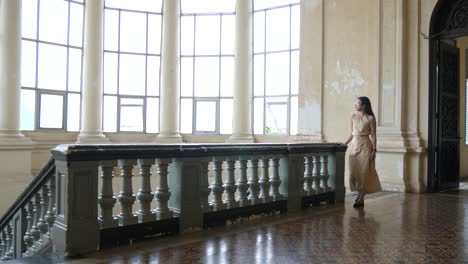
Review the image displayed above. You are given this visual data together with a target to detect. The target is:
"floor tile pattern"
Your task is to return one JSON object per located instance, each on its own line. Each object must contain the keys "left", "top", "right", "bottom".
{"left": 6, "top": 191, "right": 468, "bottom": 264}
{"left": 92, "top": 192, "right": 468, "bottom": 264}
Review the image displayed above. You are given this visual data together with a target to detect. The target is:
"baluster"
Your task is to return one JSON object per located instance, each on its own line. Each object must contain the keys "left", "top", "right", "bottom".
{"left": 248, "top": 158, "right": 261, "bottom": 204}
{"left": 236, "top": 158, "right": 249, "bottom": 206}
{"left": 210, "top": 158, "right": 225, "bottom": 211}
{"left": 270, "top": 157, "right": 283, "bottom": 201}
{"left": 0, "top": 231, "right": 3, "bottom": 259}
{"left": 137, "top": 159, "right": 156, "bottom": 223}
{"left": 199, "top": 160, "right": 212, "bottom": 212}
{"left": 30, "top": 194, "right": 41, "bottom": 244}
{"left": 118, "top": 160, "right": 138, "bottom": 225}
{"left": 98, "top": 161, "right": 118, "bottom": 228}
{"left": 320, "top": 155, "right": 330, "bottom": 192}
{"left": 223, "top": 158, "right": 237, "bottom": 209}
{"left": 3, "top": 225, "right": 12, "bottom": 260}
{"left": 37, "top": 185, "right": 49, "bottom": 242}
{"left": 23, "top": 201, "right": 34, "bottom": 254}
{"left": 312, "top": 155, "right": 322, "bottom": 194}
{"left": 304, "top": 156, "right": 313, "bottom": 195}
{"left": 155, "top": 159, "right": 173, "bottom": 220}
{"left": 45, "top": 174, "right": 56, "bottom": 237}
{"left": 259, "top": 158, "right": 272, "bottom": 203}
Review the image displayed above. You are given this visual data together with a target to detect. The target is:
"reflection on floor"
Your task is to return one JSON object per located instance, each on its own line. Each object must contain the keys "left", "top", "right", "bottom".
{"left": 7, "top": 190, "right": 468, "bottom": 264}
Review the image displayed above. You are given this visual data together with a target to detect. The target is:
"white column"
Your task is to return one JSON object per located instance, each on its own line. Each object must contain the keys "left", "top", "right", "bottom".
{"left": 0, "top": 0, "right": 30, "bottom": 143}
{"left": 77, "top": 0, "right": 108, "bottom": 143}
{"left": 227, "top": 0, "right": 255, "bottom": 143}
{"left": 156, "top": 0, "right": 183, "bottom": 143}
{"left": 296, "top": 0, "right": 324, "bottom": 142}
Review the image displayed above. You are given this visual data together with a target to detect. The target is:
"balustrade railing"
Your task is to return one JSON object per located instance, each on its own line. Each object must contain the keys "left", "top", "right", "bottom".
{"left": 0, "top": 143, "right": 346, "bottom": 261}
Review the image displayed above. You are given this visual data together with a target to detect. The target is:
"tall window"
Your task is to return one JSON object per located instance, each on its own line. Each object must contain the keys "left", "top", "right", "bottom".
{"left": 180, "top": 0, "right": 235, "bottom": 134}
{"left": 253, "top": 0, "right": 300, "bottom": 135}
{"left": 20, "top": 0, "right": 84, "bottom": 131}
{"left": 103, "top": 0, "right": 162, "bottom": 133}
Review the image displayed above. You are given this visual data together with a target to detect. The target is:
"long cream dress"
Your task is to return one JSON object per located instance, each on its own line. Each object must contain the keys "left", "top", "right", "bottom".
{"left": 349, "top": 112, "right": 382, "bottom": 194}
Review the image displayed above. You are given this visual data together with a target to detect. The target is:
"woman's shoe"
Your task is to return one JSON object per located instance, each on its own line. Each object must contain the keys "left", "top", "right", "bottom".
{"left": 353, "top": 202, "right": 364, "bottom": 208}
{"left": 354, "top": 193, "right": 361, "bottom": 203}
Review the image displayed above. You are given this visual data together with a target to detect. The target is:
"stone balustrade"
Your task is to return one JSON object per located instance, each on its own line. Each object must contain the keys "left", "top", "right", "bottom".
{"left": 0, "top": 143, "right": 346, "bottom": 260}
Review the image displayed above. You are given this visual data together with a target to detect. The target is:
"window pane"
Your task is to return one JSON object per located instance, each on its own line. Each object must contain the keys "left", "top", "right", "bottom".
{"left": 21, "top": 40, "right": 36, "bottom": 88}
{"left": 266, "top": 7, "right": 290, "bottom": 52}
{"left": 220, "top": 99, "right": 232, "bottom": 134}
{"left": 254, "top": 54, "right": 265, "bottom": 96}
{"left": 180, "top": 99, "right": 193, "bottom": 133}
{"left": 120, "top": 98, "right": 144, "bottom": 132}
{"left": 20, "top": 89, "right": 35, "bottom": 131}
{"left": 120, "top": 12, "right": 147, "bottom": 53}
{"left": 291, "top": 51, "right": 299, "bottom": 95}
{"left": 195, "top": 16, "right": 220, "bottom": 55}
{"left": 181, "top": 16, "right": 194, "bottom": 56}
{"left": 181, "top": 57, "right": 194, "bottom": 97}
{"left": 221, "top": 15, "right": 235, "bottom": 55}
{"left": 146, "top": 97, "right": 159, "bottom": 133}
{"left": 22, "top": 0, "right": 38, "bottom": 39}
{"left": 254, "top": 0, "right": 299, "bottom": 10}
{"left": 39, "top": 0, "right": 68, "bottom": 44}
{"left": 68, "top": 48, "right": 82, "bottom": 92}
{"left": 37, "top": 43, "right": 67, "bottom": 90}
{"left": 104, "top": 9, "right": 119, "bottom": 51}
{"left": 119, "top": 54, "right": 146, "bottom": 95}
{"left": 147, "top": 56, "right": 160, "bottom": 96}
{"left": 220, "top": 57, "right": 234, "bottom": 97}
{"left": 120, "top": 105, "right": 143, "bottom": 132}
{"left": 40, "top": 94, "right": 63, "bottom": 129}
{"left": 265, "top": 99, "right": 287, "bottom": 134}
{"left": 103, "top": 95, "right": 117, "bottom": 132}
{"left": 181, "top": 0, "right": 235, "bottom": 13}
{"left": 254, "top": 98, "right": 264, "bottom": 134}
{"left": 69, "top": 3, "right": 84, "bottom": 47}
{"left": 104, "top": 52, "right": 118, "bottom": 94}
{"left": 148, "top": 14, "right": 162, "bottom": 54}
{"left": 290, "top": 96, "right": 298, "bottom": 135}
{"left": 105, "top": 0, "right": 162, "bottom": 13}
{"left": 291, "top": 5, "right": 300, "bottom": 50}
{"left": 195, "top": 101, "right": 216, "bottom": 132}
{"left": 265, "top": 52, "right": 289, "bottom": 95}
{"left": 254, "top": 11, "right": 265, "bottom": 53}
{"left": 67, "top": 93, "right": 81, "bottom": 131}
{"left": 194, "top": 57, "right": 219, "bottom": 97}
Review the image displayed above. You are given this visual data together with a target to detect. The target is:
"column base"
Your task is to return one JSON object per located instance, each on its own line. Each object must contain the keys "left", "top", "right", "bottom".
{"left": 226, "top": 134, "right": 255, "bottom": 143}
{"left": 0, "top": 130, "right": 33, "bottom": 145}
{"left": 155, "top": 132, "right": 184, "bottom": 143}
{"left": 76, "top": 132, "right": 110, "bottom": 143}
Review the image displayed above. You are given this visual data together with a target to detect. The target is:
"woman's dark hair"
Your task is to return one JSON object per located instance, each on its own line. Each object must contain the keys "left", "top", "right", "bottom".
{"left": 357, "top": 96, "right": 375, "bottom": 116}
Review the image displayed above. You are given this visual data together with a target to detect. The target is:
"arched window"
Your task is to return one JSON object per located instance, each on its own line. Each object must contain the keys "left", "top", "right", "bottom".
{"left": 20, "top": 0, "right": 84, "bottom": 131}
{"left": 180, "top": 0, "right": 235, "bottom": 135}
{"left": 102, "top": 0, "right": 162, "bottom": 133}
{"left": 253, "top": 0, "right": 300, "bottom": 135}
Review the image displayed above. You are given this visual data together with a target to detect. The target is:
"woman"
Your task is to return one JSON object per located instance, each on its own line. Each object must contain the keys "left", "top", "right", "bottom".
{"left": 340, "top": 96, "right": 382, "bottom": 208}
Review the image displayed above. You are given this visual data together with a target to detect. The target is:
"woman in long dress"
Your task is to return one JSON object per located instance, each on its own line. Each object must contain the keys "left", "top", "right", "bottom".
{"left": 340, "top": 96, "right": 382, "bottom": 208}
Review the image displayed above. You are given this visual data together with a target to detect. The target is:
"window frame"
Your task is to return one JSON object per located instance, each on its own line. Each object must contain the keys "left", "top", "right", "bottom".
{"left": 20, "top": 0, "right": 85, "bottom": 132}
{"left": 252, "top": 2, "right": 300, "bottom": 136}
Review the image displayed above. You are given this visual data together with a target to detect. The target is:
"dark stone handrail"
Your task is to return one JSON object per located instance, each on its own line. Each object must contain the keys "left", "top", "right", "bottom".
{"left": 52, "top": 143, "right": 347, "bottom": 161}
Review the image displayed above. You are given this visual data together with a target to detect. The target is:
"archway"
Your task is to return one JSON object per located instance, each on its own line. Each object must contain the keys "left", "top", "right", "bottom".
{"left": 428, "top": 0, "right": 468, "bottom": 191}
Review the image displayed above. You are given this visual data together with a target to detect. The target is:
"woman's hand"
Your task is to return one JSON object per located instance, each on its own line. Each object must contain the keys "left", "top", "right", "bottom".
{"left": 338, "top": 142, "right": 347, "bottom": 146}
{"left": 371, "top": 150, "right": 376, "bottom": 160}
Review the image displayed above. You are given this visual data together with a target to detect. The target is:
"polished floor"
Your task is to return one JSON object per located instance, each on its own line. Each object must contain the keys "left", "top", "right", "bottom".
{"left": 8, "top": 187, "right": 468, "bottom": 264}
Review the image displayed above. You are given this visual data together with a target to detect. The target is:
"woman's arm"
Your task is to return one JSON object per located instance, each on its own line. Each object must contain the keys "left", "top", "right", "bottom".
{"left": 369, "top": 115, "right": 377, "bottom": 159}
